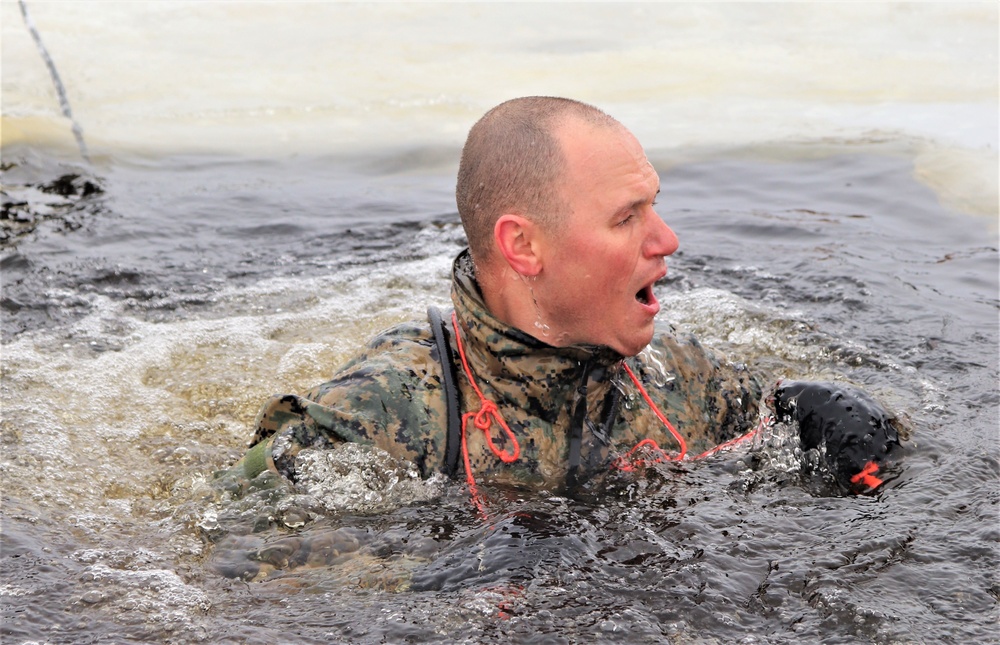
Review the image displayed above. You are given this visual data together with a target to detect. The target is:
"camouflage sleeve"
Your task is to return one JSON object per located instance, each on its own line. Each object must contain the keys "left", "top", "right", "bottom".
{"left": 636, "top": 326, "right": 763, "bottom": 454}
{"left": 235, "top": 322, "right": 448, "bottom": 482}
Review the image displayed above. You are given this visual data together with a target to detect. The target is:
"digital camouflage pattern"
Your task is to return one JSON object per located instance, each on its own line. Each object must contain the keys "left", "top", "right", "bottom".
{"left": 238, "top": 250, "right": 763, "bottom": 490}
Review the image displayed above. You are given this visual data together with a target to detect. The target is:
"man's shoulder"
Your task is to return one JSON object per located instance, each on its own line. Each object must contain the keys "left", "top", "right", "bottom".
{"left": 363, "top": 319, "right": 436, "bottom": 355}
{"left": 249, "top": 316, "right": 450, "bottom": 473}
{"left": 643, "top": 322, "right": 757, "bottom": 389}
{"left": 649, "top": 322, "right": 710, "bottom": 356}
{"left": 304, "top": 318, "right": 442, "bottom": 402}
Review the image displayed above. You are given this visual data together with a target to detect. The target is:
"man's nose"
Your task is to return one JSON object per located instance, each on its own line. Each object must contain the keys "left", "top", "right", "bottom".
{"left": 645, "top": 213, "right": 679, "bottom": 258}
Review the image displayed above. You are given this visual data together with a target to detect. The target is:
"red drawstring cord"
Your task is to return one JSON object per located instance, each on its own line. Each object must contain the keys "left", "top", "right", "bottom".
{"left": 450, "top": 312, "right": 766, "bottom": 507}
{"left": 609, "top": 362, "right": 686, "bottom": 471}
{"left": 612, "top": 361, "right": 766, "bottom": 470}
{"left": 694, "top": 416, "right": 768, "bottom": 459}
{"left": 622, "top": 362, "right": 688, "bottom": 459}
{"left": 452, "top": 312, "right": 520, "bottom": 516}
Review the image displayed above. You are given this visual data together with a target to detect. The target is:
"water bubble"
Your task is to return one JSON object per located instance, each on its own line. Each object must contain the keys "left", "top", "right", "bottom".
{"left": 294, "top": 444, "right": 443, "bottom": 515}
{"left": 637, "top": 345, "right": 674, "bottom": 388}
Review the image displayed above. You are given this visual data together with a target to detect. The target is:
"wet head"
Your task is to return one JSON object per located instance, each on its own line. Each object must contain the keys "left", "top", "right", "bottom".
{"left": 530, "top": 118, "right": 679, "bottom": 356}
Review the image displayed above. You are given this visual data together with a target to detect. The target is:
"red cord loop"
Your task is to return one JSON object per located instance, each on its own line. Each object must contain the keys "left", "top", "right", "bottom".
{"left": 472, "top": 401, "right": 497, "bottom": 430}
{"left": 695, "top": 415, "right": 769, "bottom": 459}
{"left": 464, "top": 401, "right": 520, "bottom": 463}
{"left": 452, "top": 313, "right": 522, "bottom": 516}
{"left": 613, "top": 362, "right": 766, "bottom": 470}
{"left": 617, "top": 362, "right": 687, "bottom": 465}
{"left": 611, "top": 438, "right": 669, "bottom": 472}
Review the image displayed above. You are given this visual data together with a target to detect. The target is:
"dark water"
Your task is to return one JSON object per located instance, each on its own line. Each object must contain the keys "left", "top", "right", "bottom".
{"left": 2, "top": 146, "right": 998, "bottom": 644}
{"left": 1, "top": 148, "right": 461, "bottom": 340}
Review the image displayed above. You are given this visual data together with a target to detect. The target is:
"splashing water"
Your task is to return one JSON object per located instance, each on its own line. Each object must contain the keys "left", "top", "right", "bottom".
{"left": 637, "top": 344, "right": 675, "bottom": 388}
{"left": 295, "top": 444, "right": 445, "bottom": 516}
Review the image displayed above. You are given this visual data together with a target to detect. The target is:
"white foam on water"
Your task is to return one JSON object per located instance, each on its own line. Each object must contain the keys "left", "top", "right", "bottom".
{"left": 295, "top": 444, "right": 445, "bottom": 516}
{"left": 78, "top": 563, "right": 212, "bottom": 631}
{"left": 657, "top": 286, "right": 938, "bottom": 421}
{"left": 1, "top": 252, "right": 454, "bottom": 516}
{"left": 0, "top": 584, "right": 30, "bottom": 597}
{"left": 658, "top": 287, "right": 821, "bottom": 366}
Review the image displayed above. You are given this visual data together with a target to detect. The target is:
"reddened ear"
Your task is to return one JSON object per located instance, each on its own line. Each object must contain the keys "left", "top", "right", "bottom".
{"left": 494, "top": 214, "right": 542, "bottom": 277}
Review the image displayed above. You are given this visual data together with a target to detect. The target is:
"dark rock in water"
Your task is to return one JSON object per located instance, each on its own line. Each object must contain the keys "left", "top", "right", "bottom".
{"left": 0, "top": 164, "right": 105, "bottom": 245}
{"left": 37, "top": 173, "right": 104, "bottom": 198}
{"left": 771, "top": 380, "right": 903, "bottom": 494}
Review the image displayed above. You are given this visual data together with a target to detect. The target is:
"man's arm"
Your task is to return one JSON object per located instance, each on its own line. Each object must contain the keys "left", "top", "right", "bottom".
{"left": 221, "top": 322, "right": 448, "bottom": 485}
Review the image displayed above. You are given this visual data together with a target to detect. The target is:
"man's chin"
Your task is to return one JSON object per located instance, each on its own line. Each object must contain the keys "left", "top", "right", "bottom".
{"left": 614, "top": 330, "right": 656, "bottom": 358}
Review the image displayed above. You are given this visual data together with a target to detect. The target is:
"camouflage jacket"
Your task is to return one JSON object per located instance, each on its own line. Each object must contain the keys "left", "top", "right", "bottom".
{"left": 243, "top": 250, "right": 762, "bottom": 489}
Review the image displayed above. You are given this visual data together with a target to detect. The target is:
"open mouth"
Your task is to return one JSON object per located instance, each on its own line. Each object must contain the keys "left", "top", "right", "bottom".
{"left": 635, "top": 284, "right": 653, "bottom": 306}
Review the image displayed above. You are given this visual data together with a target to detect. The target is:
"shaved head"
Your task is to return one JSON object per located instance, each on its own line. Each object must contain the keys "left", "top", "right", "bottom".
{"left": 456, "top": 96, "right": 620, "bottom": 265}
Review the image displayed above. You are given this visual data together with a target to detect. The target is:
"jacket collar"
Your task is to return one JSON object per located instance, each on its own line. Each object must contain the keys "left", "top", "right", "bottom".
{"left": 449, "top": 249, "right": 625, "bottom": 388}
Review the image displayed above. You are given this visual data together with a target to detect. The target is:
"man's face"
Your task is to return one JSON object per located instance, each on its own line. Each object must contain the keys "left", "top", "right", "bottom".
{"left": 531, "top": 119, "right": 679, "bottom": 356}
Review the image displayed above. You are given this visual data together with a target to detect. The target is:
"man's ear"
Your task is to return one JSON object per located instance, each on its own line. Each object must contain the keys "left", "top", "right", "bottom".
{"left": 494, "top": 214, "right": 542, "bottom": 277}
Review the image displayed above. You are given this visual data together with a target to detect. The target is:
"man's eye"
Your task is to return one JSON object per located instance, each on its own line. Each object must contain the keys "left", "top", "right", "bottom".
{"left": 618, "top": 213, "right": 635, "bottom": 226}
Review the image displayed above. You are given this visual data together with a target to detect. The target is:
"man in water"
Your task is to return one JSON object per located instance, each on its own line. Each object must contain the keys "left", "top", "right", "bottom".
{"left": 231, "top": 96, "right": 899, "bottom": 495}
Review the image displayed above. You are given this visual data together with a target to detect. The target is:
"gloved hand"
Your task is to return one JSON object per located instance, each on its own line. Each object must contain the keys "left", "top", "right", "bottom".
{"left": 770, "top": 380, "right": 902, "bottom": 493}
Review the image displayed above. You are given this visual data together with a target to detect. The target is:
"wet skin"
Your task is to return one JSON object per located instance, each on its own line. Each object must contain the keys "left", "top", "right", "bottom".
{"left": 528, "top": 119, "right": 679, "bottom": 357}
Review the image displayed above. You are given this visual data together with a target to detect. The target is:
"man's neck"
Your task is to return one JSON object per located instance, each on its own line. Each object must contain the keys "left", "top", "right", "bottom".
{"left": 477, "top": 262, "right": 551, "bottom": 345}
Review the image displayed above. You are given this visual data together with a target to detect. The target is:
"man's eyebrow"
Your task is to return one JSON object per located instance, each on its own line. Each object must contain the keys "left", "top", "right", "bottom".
{"left": 623, "top": 188, "right": 660, "bottom": 212}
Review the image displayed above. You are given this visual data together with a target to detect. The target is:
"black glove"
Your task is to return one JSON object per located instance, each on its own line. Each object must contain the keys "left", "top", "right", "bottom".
{"left": 771, "top": 380, "right": 902, "bottom": 493}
